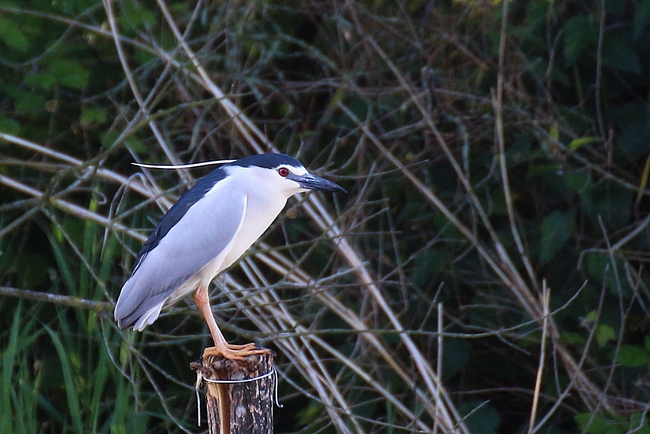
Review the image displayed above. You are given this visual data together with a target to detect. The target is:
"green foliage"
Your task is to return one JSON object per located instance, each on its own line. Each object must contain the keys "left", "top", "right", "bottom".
{"left": 563, "top": 15, "right": 597, "bottom": 66}
{"left": 595, "top": 323, "right": 616, "bottom": 348}
{"left": 80, "top": 107, "right": 107, "bottom": 127}
{"left": 0, "top": 115, "right": 21, "bottom": 135}
{"left": 616, "top": 337, "right": 650, "bottom": 370}
{"left": 440, "top": 338, "right": 471, "bottom": 381}
{"left": 460, "top": 401, "right": 500, "bottom": 434}
{"left": 634, "top": 0, "right": 650, "bottom": 39}
{"left": 539, "top": 211, "right": 574, "bottom": 266}
{"left": 602, "top": 35, "right": 642, "bottom": 74}
{"left": 575, "top": 412, "right": 650, "bottom": 434}
{"left": 617, "top": 344, "right": 650, "bottom": 368}
{"left": 569, "top": 136, "right": 600, "bottom": 152}
{"left": 24, "top": 59, "right": 90, "bottom": 90}
{"left": 0, "top": 15, "right": 28, "bottom": 52}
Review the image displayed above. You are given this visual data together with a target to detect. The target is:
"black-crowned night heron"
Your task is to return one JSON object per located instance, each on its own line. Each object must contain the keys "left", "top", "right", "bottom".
{"left": 114, "top": 153, "right": 345, "bottom": 360}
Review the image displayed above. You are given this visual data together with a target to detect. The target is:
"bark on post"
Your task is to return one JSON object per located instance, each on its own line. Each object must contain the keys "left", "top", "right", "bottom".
{"left": 191, "top": 351, "right": 275, "bottom": 434}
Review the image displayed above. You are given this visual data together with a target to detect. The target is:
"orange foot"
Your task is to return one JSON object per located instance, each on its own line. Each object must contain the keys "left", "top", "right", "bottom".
{"left": 203, "top": 343, "right": 271, "bottom": 361}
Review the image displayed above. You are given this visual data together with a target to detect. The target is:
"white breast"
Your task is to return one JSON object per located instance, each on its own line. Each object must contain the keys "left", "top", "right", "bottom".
{"left": 194, "top": 175, "right": 290, "bottom": 288}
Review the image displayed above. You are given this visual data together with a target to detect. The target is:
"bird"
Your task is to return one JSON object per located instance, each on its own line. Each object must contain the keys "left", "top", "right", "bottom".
{"left": 114, "top": 153, "right": 346, "bottom": 360}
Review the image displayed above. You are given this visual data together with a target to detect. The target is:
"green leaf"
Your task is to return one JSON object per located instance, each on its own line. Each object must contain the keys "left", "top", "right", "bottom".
{"left": 563, "top": 15, "right": 596, "bottom": 66}
{"left": 119, "top": 1, "right": 156, "bottom": 33}
{"left": 24, "top": 71, "right": 57, "bottom": 90}
{"left": 15, "top": 92, "right": 46, "bottom": 115}
{"left": 602, "top": 36, "right": 642, "bottom": 74}
{"left": 441, "top": 339, "right": 471, "bottom": 381}
{"left": 560, "top": 332, "right": 587, "bottom": 346}
{"left": 595, "top": 324, "right": 616, "bottom": 347}
{"left": 25, "top": 58, "right": 90, "bottom": 90}
{"left": 0, "top": 115, "right": 21, "bottom": 136}
{"left": 100, "top": 129, "right": 121, "bottom": 149}
{"left": 585, "top": 310, "right": 598, "bottom": 322}
{"left": 564, "top": 170, "right": 592, "bottom": 193}
{"left": 60, "top": 0, "right": 100, "bottom": 14}
{"left": 634, "top": 0, "right": 650, "bottom": 39}
{"left": 0, "top": 16, "right": 28, "bottom": 52}
{"left": 124, "top": 137, "right": 146, "bottom": 153}
{"left": 48, "top": 59, "right": 89, "bottom": 90}
{"left": 526, "top": 164, "right": 564, "bottom": 180}
{"left": 297, "top": 401, "right": 325, "bottom": 426}
{"left": 411, "top": 249, "right": 447, "bottom": 288}
{"left": 539, "top": 211, "right": 574, "bottom": 266}
{"left": 80, "top": 107, "right": 107, "bottom": 126}
{"left": 43, "top": 326, "right": 84, "bottom": 434}
{"left": 617, "top": 345, "right": 650, "bottom": 367}
{"left": 575, "top": 413, "right": 623, "bottom": 434}
{"left": 569, "top": 136, "right": 599, "bottom": 151}
{"left": 460, "top": 401, "right": 500, "bottom": 434}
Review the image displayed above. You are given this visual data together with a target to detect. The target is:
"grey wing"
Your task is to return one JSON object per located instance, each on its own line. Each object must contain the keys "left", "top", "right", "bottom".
{"left": 114, "top": 185, "right": 246, "bottom": 330}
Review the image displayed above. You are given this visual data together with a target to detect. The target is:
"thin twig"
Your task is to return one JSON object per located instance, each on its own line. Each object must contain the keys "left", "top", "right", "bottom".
{"left": 0, "top": 286, "right": 112, "bottom": 312}
{"left": 528, "top": 281, "right": 550, "bottom": 434}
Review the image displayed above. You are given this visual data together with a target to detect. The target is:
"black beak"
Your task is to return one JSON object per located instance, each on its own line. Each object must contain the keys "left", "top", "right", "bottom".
{"left": 291, "top": 173, "right": 347, "bottom": 193}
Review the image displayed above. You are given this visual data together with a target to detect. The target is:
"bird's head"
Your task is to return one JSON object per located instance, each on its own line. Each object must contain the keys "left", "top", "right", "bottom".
{"left": 226, "top": 153, "right": 346, "bottom": 198}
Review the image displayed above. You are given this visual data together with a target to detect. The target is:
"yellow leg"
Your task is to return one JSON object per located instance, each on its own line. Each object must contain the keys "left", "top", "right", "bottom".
{"left": 193, "top": 286, "right": 270, "bottom": 361}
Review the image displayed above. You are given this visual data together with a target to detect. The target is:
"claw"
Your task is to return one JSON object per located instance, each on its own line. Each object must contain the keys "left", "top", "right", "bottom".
{"left": 202, "top": 343, "right": 271, "bottom": 361}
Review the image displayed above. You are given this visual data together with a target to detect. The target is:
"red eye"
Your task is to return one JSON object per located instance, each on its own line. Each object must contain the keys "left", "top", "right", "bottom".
{"left": 278, "top": 167, "right": 290, "bottom": 177}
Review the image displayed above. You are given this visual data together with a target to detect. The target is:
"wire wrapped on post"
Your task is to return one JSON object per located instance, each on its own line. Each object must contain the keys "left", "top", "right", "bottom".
{"left": 191, "top": 350, "right": 276, "bottom": 434}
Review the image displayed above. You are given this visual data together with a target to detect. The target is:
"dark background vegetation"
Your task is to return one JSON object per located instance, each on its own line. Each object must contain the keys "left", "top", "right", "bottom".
{"left": 2, "top": 0, "right": 650, "bottom": 432}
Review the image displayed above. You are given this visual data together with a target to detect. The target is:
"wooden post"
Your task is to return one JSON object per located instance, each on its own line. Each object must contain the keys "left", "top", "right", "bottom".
{"left": 190, "top": 352, "right": 275, "bottom": 434}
